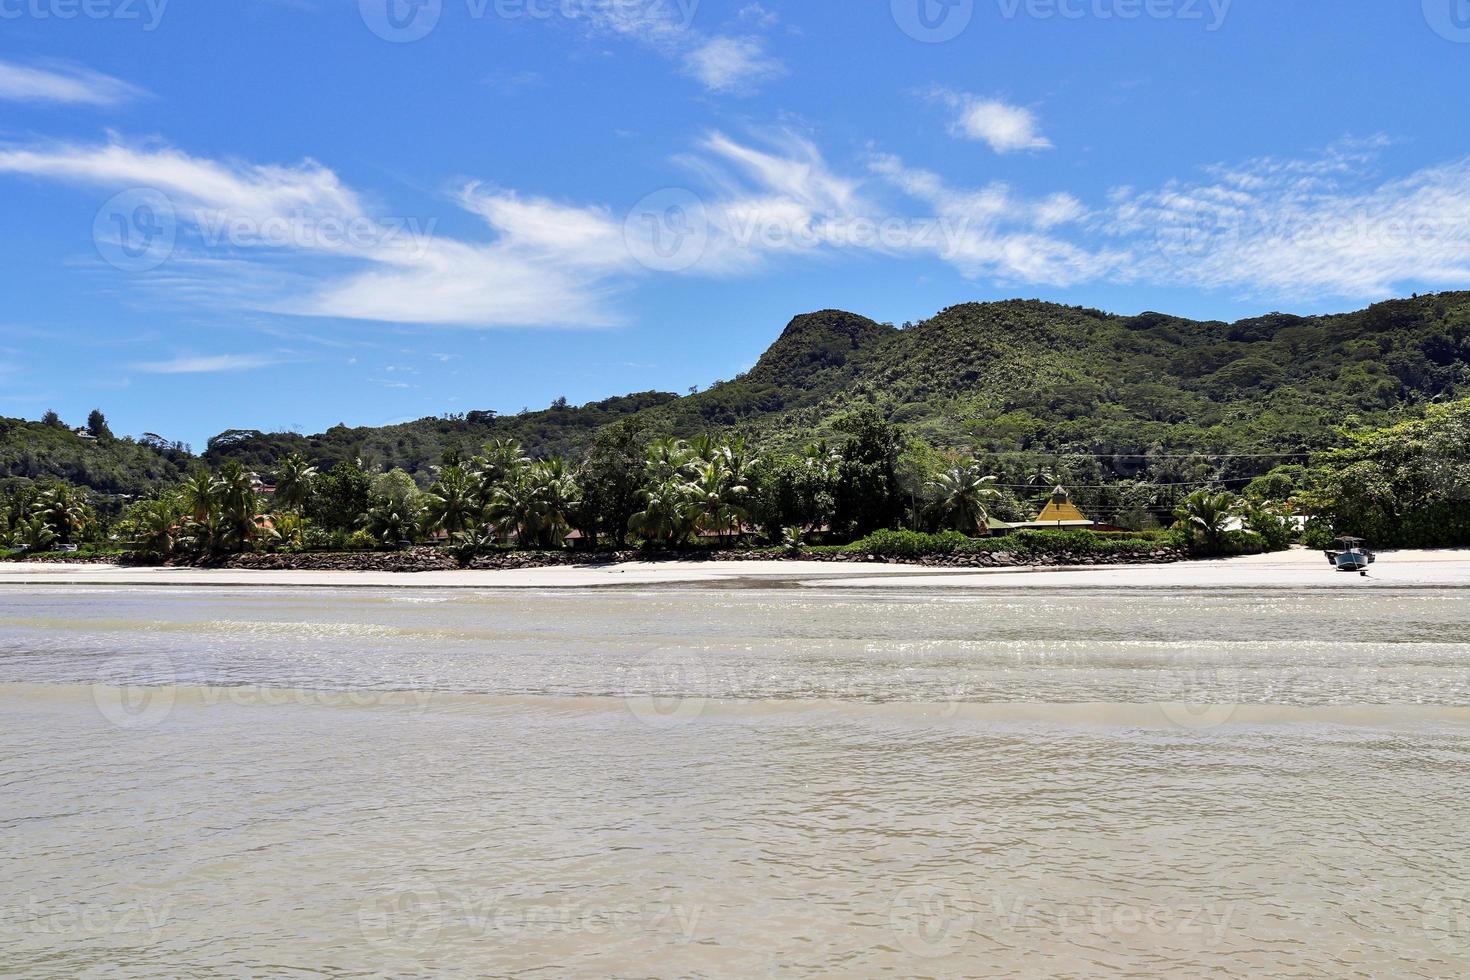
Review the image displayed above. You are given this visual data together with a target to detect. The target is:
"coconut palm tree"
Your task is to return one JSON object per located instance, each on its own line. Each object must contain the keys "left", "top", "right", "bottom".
{"left": 32, "top": 484, "right": 89, "bottom": 545}
{"left": 1173, "top": 489, "right": 1238, "bottom": 554}
{"left": 214, "top": 462, "right": 260, "bottom": 552}
{"left": 927, "top": 464, "right": 1001, "bottom": 535}
{"left": 179, "top": 468, "right": 219, "bottom": 524}
{"left": 802, "top": 440, "right": 841, "bottom": 481}
{"left": 425, "top": 465, "right": 479, "bottom": 537}
{"left": 469, "top": 438, "right": 530, "bottom": 510}
{"left": 129, "top": 497, "right": 182, "bottom": 560}
{"left": 15, "top": 515, "right": 58, "bottom": 552}
{"left": 627, "top": 477, "right": 693, "bottom": 545}
{"left": 688, "top": 433, "right": 719, "bottom": 467}
{"left": 643, "top": 438, "right": 695, "bottom": 483}
{"left": 487, "top": 460, "right": 579, "bottom": 549}
{"left": 365, "top": 500, "right": 422, "bottom": 549}
{"left": 275, "top": 453, "right": 317, "bottom": 514}
{"left": 691, "top": 458, "right": 750, "bottom": 539}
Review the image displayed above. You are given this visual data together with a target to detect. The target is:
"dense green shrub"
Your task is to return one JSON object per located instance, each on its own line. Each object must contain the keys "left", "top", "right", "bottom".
{"left": 1304, "top": 398, "right": 1470, "bottom": 547}
{"left": 845, "top": 529, "right": 972, "bottom": 557}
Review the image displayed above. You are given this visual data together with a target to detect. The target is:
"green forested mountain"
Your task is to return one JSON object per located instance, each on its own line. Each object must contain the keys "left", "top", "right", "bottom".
{"left": 9, "top": 292, "right": 1470, "bottom": 495}
{"left": 0, "top": 417, "right": 190, "bottom": 497}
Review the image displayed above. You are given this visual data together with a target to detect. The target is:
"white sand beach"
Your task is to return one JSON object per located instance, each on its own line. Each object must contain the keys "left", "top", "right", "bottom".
{"left": 1, "top": 547, "right": 1467, "bottom": 590}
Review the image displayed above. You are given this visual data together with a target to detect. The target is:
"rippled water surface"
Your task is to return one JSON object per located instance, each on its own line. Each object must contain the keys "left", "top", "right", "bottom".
{"left": 2, "top": 585, "right": 1468, "bottom": 977}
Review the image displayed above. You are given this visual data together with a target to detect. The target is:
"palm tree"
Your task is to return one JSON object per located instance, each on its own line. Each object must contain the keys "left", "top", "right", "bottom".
{"left": 179, "top": 468, "right": 219, "bottom": 524}
{"left": 425, "top": 465, "right": 479, "bottom": 537}
{"left": 927, "top": 464, "right": 1001, "bottom": 535}
{"left": 272, "top": 510, "right": 307, "bottom": 551}
{"left": 802, "top": 440, "right": 841, "bottom": 481}
{"left": 644, "top": 438, "right": 695, "bottom": 483}
{"left": 214, "top": 462, "right": 260, "bottom": 552}
{"left": 688, "top": 433, "right": 719, "bottom": 466}
{"left": 32, "top": 484, "right": 89, "bottom": 545}
{"left": 487, "top": 460, "right": 579, "bottom": 549}
{"left": 129, "top": 498, "right": 181, "bottom": 560}
{"left": 1174, "top": 489, "right": 1237, "bottom": 554}
{"left": 469, "top": 438, "right": 530, "bottom": 510}
{"left": 366, "top": 500, "right": 422, "bottom": 548}
{"left": 629, "top": 477, "right": 701, "bottom": 545}
{"left": 275, "top": 453, "right": 317, "bottom": 514}
{"left": 16, "top": 515, "right": 58, "bottom": 552}
{"left": 691, "top": 458, "right": 749, "bottom": 539}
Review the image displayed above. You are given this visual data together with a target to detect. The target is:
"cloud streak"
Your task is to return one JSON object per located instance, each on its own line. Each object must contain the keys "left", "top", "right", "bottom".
{"left": 0, "top": 60, "right": 146, "bottom": 106}
{"left": 132, "top": 354, "right": 283, "bottom": 374}
{"left": 3, "top": 130, "right": 1468, "bottom": 330}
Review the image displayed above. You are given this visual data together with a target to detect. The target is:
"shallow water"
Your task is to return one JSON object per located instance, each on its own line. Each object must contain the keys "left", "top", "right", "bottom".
{"left": 1, "top": 585, "right": 1468, "bottom": 977}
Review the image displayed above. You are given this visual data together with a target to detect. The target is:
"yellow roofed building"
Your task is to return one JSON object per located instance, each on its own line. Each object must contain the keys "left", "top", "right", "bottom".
{"left": 1033, "top": 486, "right": 1092, "bottom": 524}
{"left": 1009, "top": 486, "right": 1124, "bottom": 531}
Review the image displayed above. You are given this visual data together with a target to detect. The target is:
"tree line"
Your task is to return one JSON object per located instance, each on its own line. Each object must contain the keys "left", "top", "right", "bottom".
{"left": 0, "top": 403, "right": 1336, "bottom": 561}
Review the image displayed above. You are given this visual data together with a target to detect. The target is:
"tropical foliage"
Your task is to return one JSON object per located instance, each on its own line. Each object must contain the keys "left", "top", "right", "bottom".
{"left": 1302, "top": 398, "right": 1470, "bottom": 546}
{"left": 8, "top": 292, "right": 1470, "bottom": 559}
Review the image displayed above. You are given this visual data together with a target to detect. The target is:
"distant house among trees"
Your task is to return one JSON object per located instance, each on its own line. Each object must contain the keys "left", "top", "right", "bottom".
{"left": 1012, "top": 486, "right": 1128, "bottom": 532}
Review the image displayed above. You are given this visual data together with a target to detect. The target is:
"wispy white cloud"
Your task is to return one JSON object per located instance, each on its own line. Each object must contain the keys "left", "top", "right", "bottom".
{"left": 4, "top": 129, "right": 1467, "bottom": 328}
{"left": 0, "top": 60, "right": 146, "bottom": 106}
{"left": 576, "top": 1, "right": 784, "bottom": 95}
{"left": 870, "top": 153, "right": 1118, "bottom": 285}
{"left": 1107, "top": 137, "right": 1470, "bottom": 298}
{"left": 933, "top": 90, "right": 1052, "bottom": 154}
{"left": 683, "top": 36, "right": 784, "bottom": 94}
{"left": 0, "top": 138, "right": 635, "bottom": 327}
{"left": 132, "top": 354, "right": 283, "bottom": 374}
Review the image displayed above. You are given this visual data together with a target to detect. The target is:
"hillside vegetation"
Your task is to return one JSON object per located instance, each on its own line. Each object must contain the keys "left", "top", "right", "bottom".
{"left": 203, "top": 292, "right": 1470, "bottom": 480}
{"left": 0, "top": 416, "right": 189, "bottom": 498}
{"left": 8, "top": 292, "right": 1470, "bottom": 499}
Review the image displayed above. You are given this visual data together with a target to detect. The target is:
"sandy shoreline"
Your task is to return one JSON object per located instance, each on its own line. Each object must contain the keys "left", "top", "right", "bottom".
{"left": 1, "top": 547, "right": 1468, "bottom": 590}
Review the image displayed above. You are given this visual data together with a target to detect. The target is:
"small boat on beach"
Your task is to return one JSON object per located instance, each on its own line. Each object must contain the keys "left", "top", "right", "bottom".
{"left": 1325, "top": 536, "right": 1375, "bottom": 575}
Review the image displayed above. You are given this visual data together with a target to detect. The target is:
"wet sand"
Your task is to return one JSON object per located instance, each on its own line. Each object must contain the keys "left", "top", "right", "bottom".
{"left": 1, "top": 547, "right": 1467, "bottom": 590}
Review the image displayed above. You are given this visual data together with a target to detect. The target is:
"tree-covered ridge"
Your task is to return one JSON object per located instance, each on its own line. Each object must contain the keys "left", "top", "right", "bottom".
{"left": 8, "top": 292, "right": 1470, "bottom": 503}
{"left": 0, "top": 414, "right": 190, "bottom": 497}
{"left": 201, "top": 390, "right": 679, "bottom": 480}
{"left": 208, "top": 291, "right": 1470, "bottom": 474}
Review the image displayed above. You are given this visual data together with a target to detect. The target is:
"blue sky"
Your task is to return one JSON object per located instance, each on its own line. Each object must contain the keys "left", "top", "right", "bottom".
{"left": 3, "top": 0, "right": 1470, "bottom": 447}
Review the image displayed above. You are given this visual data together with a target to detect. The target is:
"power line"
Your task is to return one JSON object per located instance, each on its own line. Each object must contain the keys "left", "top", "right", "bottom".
{"left": 986, "top": 476, "right": 1257, "bottom": 490}
{"left": 973, "top": 450, "right": 1310, "bottom": 460}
